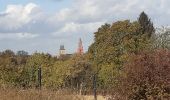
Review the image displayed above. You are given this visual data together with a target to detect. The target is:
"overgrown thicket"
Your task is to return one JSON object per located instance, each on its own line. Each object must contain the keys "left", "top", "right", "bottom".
{"left": 0, "top": 52, "right": 92, "bottom": 90}
{"left": 117, "top": 49, "right": 170, "bottom": 99}
{"left": 0, "top": 12, "right": 170, "bottom": 99}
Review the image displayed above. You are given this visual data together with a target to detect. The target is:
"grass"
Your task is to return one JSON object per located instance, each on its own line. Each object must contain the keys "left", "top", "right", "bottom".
{"left": 0, "top": 88, "right": 106, "bottom": 100}
{"left": 0, "top": 88, "right": 77, "bottom": 100}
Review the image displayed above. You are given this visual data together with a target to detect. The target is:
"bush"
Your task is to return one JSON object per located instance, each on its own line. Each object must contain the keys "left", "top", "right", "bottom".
{"left": 117, "top": 49, "right": 170, "bottom": 100}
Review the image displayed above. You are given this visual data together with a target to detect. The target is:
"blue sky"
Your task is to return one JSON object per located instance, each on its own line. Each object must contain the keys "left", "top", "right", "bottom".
{"left": 0, "top": 0, "right": 170, "bottom": 55}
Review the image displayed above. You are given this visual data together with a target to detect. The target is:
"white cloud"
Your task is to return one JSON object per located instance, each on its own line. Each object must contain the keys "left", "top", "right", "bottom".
{"left": 1, "top": 0, "right": 170, "bottom": 36}
{"left": 0, "top": 3, "right": 41, "bottom": 30}
{"left": 0, "top": 32, "right": 39, "bottom": 39}
{"left": 52, "top": 22, "right": 104, "bottom": 36}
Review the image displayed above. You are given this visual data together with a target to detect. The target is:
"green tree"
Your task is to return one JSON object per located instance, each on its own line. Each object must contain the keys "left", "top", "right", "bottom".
{"left": 24, "top": 53, "right": 54, "bottom": 88}
{"left": 67, "top": 54, "right": 92, "bottom": 89}
{"left": 138, "top": 11, "right": 155, "bottom": 38}
{"left": 88, "top": 13, "right": 155, "bottom": 89}
{"left": 88, "top": 20, "right": 141, "bottom": 89}
{"left": 43, "top": 60, "right": 70, "bottom": 89}
{"left": 0, "top": 50, "right": 28, "bottom": 87}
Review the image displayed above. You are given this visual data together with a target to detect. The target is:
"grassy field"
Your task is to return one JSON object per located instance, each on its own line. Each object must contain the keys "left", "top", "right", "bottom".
{"left": 0, "top": 88, "right": 106, "bottom": 100}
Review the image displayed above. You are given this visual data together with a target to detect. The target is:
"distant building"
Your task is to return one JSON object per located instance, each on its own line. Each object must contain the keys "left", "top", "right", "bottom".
{"left": 58, "top": 45, "right": 72, "bottom": 60}
{"left": 58, "top": 38, "right": 84, "bottom": 60}
{"left": 59, "top": 45, "right": 66, "bottom": 55}
{"left": 77, "top": 38, "right": 84, "bottom": 55}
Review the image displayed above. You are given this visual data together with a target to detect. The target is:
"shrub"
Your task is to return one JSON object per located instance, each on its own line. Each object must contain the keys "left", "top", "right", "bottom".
{"left": 117, "top": 49, "right": 170, "bottom": 100}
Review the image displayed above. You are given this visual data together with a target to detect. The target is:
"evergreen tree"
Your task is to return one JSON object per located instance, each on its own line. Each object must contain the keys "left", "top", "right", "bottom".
{"left": 138, "top": 11, "right": 155, "bottom": 37}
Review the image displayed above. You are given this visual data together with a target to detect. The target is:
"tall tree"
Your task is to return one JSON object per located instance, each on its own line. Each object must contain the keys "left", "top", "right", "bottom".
{"left": 129, "top": 12, "right": 155, "bottom": 54}
{"left": 88, "top": 20, "right": 140, "bottom": 89}
{"left": 138, "top": 11, "right": 155, "bottom": 37}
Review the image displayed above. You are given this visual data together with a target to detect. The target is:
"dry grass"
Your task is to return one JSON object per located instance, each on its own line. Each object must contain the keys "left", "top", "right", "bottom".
{"left": 0, "top": 88, "right": 78, "bottom": 100}
{"left": 0, "top": 88, "right": 106, "bottom": 100}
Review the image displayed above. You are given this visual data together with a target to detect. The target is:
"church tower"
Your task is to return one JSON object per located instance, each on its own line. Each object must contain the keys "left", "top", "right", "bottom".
{"left": 59, "top": 45, "right": 66, "bottom": 55}
{"left": 77, "top": 38, "right": 84, "bottom": 55}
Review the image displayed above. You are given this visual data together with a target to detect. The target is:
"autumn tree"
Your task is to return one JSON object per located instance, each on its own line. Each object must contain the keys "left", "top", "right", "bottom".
{"left": 88, "top": 20, "right": 142, "bottom": 89}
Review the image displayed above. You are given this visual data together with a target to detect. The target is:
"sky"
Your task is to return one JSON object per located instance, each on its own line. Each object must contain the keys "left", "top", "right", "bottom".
{"left": 0, "top": 0, "right": 170, "bottom": 55}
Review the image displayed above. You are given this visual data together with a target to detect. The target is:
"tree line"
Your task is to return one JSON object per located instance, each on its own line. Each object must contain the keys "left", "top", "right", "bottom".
{"left": 0, "top": 12, "right": 169, "bottom": 99}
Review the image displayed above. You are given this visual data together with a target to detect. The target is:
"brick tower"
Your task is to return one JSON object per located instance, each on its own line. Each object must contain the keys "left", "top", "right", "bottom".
{"left": 77, "top": 38, "right": 84, "bottom": 55}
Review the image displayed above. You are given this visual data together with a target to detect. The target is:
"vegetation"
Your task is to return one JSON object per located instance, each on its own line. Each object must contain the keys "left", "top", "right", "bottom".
{"left": 117, "top": 49, "right": 170, "bottom": 99}
{"left": 0, "top": 12, "right": 169, "bottom": 99}
{"left": 0, "top": 88, "right": 95, "bottom": 100}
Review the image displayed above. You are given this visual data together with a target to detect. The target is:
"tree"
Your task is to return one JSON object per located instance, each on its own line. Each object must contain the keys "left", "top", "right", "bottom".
{"left": 51, "top": 53, "right": 92, "bottom": 93}
{"left": 153, "top": 26, "right": 170, "bottom": 49}
{"left": 24, "top": 53, "right": 55, "bottom": 88}
{"left": 0, "top": 55, "right": 18, "bottom": 87}
{"left": 16, "top": 50, "right": 28, "bottom": 56}
{"left": 88, "top": 20, "right": 141, "bottom": 89}
{"left": 1, "top": 49, "right": 15, "bottom": 57}
{"left": 67, "top": 54, "right": 92, "bottom": 89}
{"left": 0, "top": 50, "right": 27, "bottom": 87}
{"left": 138, "top": 11, "right": 155, "bottom": 38}
{"left": 126, "top": 12, "right": 155, "bottom": 54}
{"left": 88, "top": 12, "right": 156, "bottom": 90}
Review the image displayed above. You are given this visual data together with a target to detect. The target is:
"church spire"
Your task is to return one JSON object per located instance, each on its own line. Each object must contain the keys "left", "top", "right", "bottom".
{"left": 77, "top": 38, "right": 84, "bottom": 55}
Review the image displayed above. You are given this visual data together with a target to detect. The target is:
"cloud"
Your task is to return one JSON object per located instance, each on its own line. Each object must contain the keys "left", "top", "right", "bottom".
{"left": 1, "top": 0, "right": 170, "bottom": 36}
{"left": 0, "top": 3, "right": 41, "bottom": 31}
{"left": 0, "top": 32, "right": 39, "bottom": 40}
{"left": 52, "top": 22, "right": 104, "bottom": 38}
